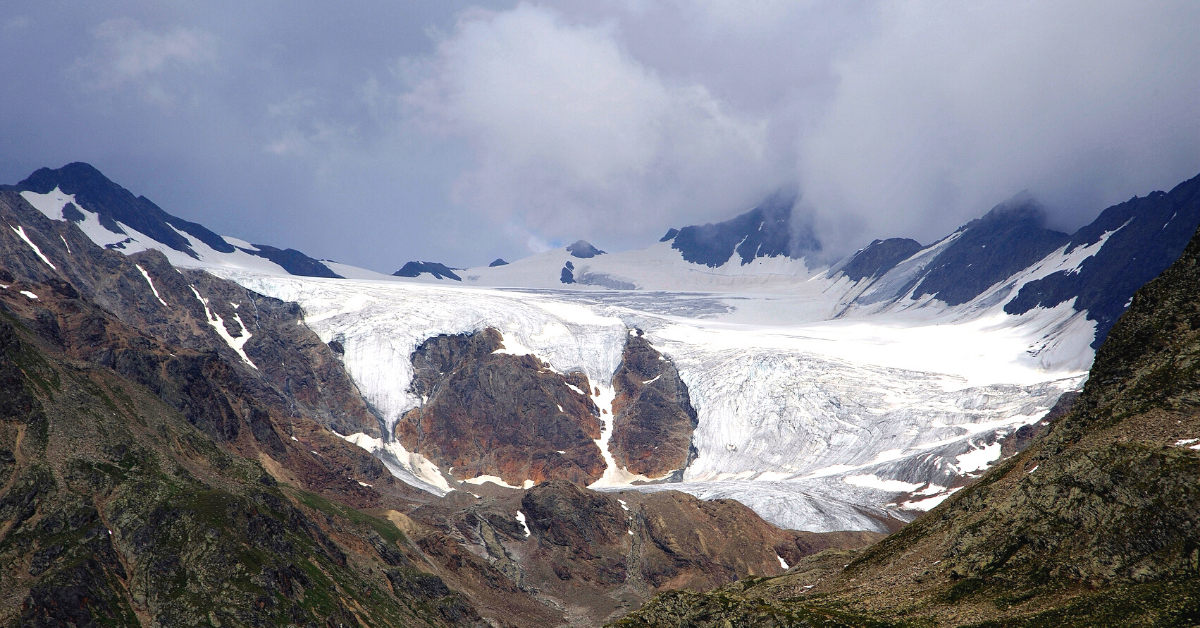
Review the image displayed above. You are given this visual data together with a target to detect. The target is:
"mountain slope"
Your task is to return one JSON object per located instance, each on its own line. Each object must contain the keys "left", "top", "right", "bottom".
{"left": 0, "top": 281, "right": 494, "bottom": 628}
{"left": 1004, "top": 171, "right": 1200, "bottom": 346}
{"left": 616, "top": 221, "right": 1200, "bottom": 627}
{"left": 664, "top": 191, "right": 819, "bottom": 268}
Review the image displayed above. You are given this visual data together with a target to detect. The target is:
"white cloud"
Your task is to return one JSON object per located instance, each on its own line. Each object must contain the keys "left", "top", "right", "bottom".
{"left": 401, "top": 3, "right": 780, "bottom": 252}
{"left": 72, "top": 18, "right": 217, "bottom": 105}
{"left": 800, "top": 0, "right": 1200, "bottom": 253}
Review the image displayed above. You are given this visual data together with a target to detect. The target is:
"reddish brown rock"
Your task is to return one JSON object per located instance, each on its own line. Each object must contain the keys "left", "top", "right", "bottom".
{"left": 408, "top": 480, "right": 884, "bottom": 626}
{"left": 610, "top": 330, "right": 698, "bottom": 478}
{"left": 396, "top": 328, "right": 605, "bottom": 486}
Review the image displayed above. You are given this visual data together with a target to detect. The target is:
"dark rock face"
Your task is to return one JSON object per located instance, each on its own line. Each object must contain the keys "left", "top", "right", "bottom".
{"left": 560, "top": 265, "right": 575, "bottom": 284}
{"left": 393, "top": 261, "right": 462, "bottom": 281}
{"left": 488, "top": 258, "right": 508, "bottom": 267}
{"left": 396, "top": 329, "right": 605, "bottom": 485}
{"left": 610, "top": 331, "right": 698, "bottom": 479}
{"left": 659, "top": 228, "right": 679, "bottom": 242}
{"left": 670, "top": 190, "right": 820, "bottom": 267}
{"left": 567, "top": 240, "right": 606, "bottom": 258}
{"left": 60, "top": 202, "right": 84, "bottom": 223}
{"left": 238, "top": 243, "right": 342, "bottom": 278}
{"left": 11, "top": 162, "right": 236, "bottom": 257}
{"left": 906, "top": 194, "right": 1070, "bottom": 306}
{"left": 1005, "top": 171, "right": 1200, "bottom": 346}
{"left": 838, "top": 237, "right": 923, "bottom": 282}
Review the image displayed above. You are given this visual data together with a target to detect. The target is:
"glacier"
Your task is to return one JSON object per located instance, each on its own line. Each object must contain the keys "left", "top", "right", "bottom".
{"left": 220, "top": 264, "right": 1089, "bottom": 534}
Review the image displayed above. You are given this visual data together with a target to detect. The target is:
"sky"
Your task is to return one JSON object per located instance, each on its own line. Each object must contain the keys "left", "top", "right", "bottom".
{"left": 2, "top": 1, "right": 1199, "bottom": 272}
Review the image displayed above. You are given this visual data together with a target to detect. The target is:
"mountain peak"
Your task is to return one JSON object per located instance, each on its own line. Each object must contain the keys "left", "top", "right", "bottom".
{"left": 13, "top": 162, "right": 236, "bottom": 257}
{"left": 668, "top": 190, "right": 819, "bottom": 268}
{"left": 974, "top": 190, "right": 1048, "bottom": 228}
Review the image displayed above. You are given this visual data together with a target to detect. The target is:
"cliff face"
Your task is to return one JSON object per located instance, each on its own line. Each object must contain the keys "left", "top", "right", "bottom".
{"left": 397, "top": 328, "right": 606, "bottom": 486}
{"left": 618, "top": 226, "right": 1200, "bottom": 626}
{"left": 609, "top": 331, "right": 697, "bottom": 479}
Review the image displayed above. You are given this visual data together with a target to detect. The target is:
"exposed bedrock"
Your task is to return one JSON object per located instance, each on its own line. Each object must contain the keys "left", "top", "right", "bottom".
{"left": 396, "top": 328, "right": 605, "bottom": 486}
{"left": 610, "top": 330, "right": 698, "bottom": 478}
{"left": 409, "top": 480, "right": 882, "bottom": 626}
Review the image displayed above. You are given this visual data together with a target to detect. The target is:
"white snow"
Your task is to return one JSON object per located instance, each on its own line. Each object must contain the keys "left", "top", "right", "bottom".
{"left": 1027, "top": 465, "right": 1039, "bottom": 474}
{"left": 777, "top": 554, "right": 790, "bottom": 570}
{"left": 515, "top": 511, "right": 531, "bottom": 537}
{"left": 135, "top": 264, "right": 168, "bottom": 306}
{"left": 11, "top": 225, "right": 56, "bottom": 269}
{"left": 901, "top": 487, "right": 962, "bottom": 511}
{"left": 189, "top": 286, "right": 256, "bottom": 369}
{"left": 1174, "top": 438, "right": 1199, "bottom": 446}
{"left": 60, "top": 235, "right": 70, "bottom": 254}
{"left": 19, "top": 290, "right": 38, "bottom": 300}
{"left": 844, "top": 475, "right": 923, "bottom": 493}
{"left": 618, "top": 499, "right": 629, "bottom": 511}
{"left": 338, "top": 432, "right": 451, "bottom": 494}
{"left": 954, "top": 442, "right": 1002, "bottom": 474}
{"left": 20, "top": 188, "right": 73, "bottom": 220}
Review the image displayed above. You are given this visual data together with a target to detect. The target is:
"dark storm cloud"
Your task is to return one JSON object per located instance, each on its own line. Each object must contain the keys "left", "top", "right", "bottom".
{"left": 2, "top": 1, "right": 1198, "bottom": 271}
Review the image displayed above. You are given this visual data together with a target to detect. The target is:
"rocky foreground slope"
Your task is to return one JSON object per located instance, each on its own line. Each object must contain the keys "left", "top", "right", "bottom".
{"left": 615, "top": 225, "right": 1200, "bottom": 626}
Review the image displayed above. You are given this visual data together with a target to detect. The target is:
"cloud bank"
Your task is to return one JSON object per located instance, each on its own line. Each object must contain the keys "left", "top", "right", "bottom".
{"left": 1, "top": 1, "right": 1198, "bottom": 270}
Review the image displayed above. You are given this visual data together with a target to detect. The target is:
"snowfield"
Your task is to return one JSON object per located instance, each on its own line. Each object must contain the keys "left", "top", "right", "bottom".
{"left": 220, "top": 264, "right": 1088, "bottom": 533}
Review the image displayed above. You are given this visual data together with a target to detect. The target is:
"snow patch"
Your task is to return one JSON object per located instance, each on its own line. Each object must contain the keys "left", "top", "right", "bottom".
{"left": 135, "top": 264, "right": 168, "bottom": 306}
{"left": 20, "top": 290, "right": 38, "bottom": 300}
{"left": 515, "top": 511, "right": 531, "bottom": 537}
{"left": 954, "top": 442, "right": 1001, "bottom": 474}
{"left": 338, "top": 432, "right": 451, "bottom": 495}
{"left": 843, "top": 474, "right": 923, "bottom": 492}
{"left": 777, "top": 554, "right": 790, "bottom": 570}
{"left": 190, "top": 286, "right": 256, "bottom": 369}
{"left": 901, "top": 487, "right": 962, "bottom": 511}
{"left": 11, "top": 225, "right": 55, "bottom": 269}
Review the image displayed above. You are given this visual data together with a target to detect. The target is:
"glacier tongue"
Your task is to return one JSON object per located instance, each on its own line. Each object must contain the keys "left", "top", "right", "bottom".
{"left": 217, "top": 270, "right": 1089, "bottom": 533}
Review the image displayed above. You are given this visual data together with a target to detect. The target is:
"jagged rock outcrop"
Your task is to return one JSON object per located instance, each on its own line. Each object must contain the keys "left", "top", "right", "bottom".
{"left": 567, "top": 240, "right": 606, "bottom": 259}
{"left": 393, "top": 261, "right": 462, "bottom": 281}
{"left": 396, "top": 328, "right": 606, "bottom": 486}
{"left": 616, "top": 223, "right": 1200, "bottom": 627}
{"left": 610, "top": 330, "right": 698, "bottom": 479}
